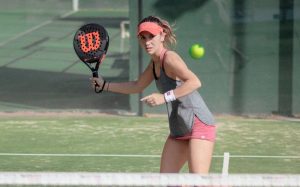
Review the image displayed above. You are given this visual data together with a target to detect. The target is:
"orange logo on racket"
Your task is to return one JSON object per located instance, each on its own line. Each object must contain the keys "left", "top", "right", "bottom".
{"left": 78, "top": 31, "right": 100, "bottom": 53}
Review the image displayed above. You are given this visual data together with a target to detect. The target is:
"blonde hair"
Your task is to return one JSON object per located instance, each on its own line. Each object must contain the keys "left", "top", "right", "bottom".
{"left": 138, "top": 16, "right": 176, "bottom": 49}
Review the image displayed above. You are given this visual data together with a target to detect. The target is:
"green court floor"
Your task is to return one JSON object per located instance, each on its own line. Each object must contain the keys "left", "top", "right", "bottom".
{"left": 0, "top": 3, "right": 130, "bottom": 111}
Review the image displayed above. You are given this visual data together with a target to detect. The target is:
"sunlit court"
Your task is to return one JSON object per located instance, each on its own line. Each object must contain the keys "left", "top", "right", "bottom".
{"left": 0, "top": 0, "right": 299, "bottom": 186}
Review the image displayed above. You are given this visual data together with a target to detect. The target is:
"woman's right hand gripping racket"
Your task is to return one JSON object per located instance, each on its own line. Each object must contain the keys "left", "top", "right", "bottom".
{"left": 73, "top": 23, "right": 109, "bottom": 93}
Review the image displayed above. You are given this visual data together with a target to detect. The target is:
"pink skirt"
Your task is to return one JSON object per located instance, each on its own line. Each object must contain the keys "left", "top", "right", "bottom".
{"left": 172, "top": 116, "right": 216, "bottom": 142}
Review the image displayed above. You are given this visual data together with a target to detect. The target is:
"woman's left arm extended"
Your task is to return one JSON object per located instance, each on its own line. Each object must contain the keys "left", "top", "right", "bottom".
{"left": 164, "top": 51, "right": 201, "bottom": 98}
{"left": 141, "top": 51, "right": 201, "bottom": 107}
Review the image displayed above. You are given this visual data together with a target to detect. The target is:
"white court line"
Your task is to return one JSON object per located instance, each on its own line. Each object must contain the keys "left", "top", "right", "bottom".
{"left": 0, "top": 153, "right": 161, "bottom": 158}
{"left": 0, "top": 10, "right": 77, "bottom": 47}
{"left": 0, "top": 153, "right": 299, "bottom": 159}
{"left": 0, "top": 153, "right": 222, "bottom": 158}
{"left": 230, "top": 155, "right": 300, "bottom": 159}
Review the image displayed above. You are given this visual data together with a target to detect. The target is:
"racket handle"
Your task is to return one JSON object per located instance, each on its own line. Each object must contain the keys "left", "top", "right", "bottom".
{"left": 95, "top": 80, "right": 106, "bottom": 93}
{"left": 93, "top": 71, "right": 99, "bottom": 78}
{"left": 92, "top": 71, "right": 100, "bottom": 92}
{"left": 92, "top": 71, "right": 106, "bottom": 93}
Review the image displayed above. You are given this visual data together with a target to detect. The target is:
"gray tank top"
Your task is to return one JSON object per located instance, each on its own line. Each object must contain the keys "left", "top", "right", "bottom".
{"left": 153, "top": 50, "right": 215, "bottom": 137}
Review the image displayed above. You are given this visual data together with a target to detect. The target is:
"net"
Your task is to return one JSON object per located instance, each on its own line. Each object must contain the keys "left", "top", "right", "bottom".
{"left": 0, "top": 172, "right": 299, "bottom": 187}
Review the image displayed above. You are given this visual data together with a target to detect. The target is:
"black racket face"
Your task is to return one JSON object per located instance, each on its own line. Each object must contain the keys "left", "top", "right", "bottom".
{"left": 73, "top": 23, "right": 109, "bottom": 64}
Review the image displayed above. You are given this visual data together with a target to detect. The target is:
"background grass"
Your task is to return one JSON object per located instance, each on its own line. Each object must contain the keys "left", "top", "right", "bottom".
{"left": 0, "top": 113, "right": 299, "bottom": 174}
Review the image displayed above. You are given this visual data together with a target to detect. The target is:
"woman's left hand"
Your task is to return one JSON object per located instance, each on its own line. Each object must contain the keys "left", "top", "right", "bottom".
{"left": 140, "top": 93, "right": 165, "bottom": 107}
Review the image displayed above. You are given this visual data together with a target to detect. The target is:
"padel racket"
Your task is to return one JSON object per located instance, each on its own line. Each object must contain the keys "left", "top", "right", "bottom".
{"left": 73, "top": 23, "right": 109, "bottom": 93}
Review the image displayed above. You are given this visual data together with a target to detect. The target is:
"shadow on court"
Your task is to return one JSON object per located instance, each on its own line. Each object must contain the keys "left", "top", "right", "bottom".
{"left": 60, "top": 17, "right": 127, "bottom": 28}
{"left": 0, "top": 67, "right": 130, "bottom": 111}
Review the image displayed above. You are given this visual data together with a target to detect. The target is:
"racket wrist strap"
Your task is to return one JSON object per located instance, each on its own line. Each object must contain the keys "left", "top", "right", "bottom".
{"left": 164, "top": 90, "right": 176, "bottom": 102}
{"left": 106, "top": 82, "right": 110, "bottom": 91}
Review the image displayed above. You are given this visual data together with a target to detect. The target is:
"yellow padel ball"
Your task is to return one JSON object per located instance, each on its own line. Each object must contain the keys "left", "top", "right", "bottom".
{"left": 189, "top": 44, "right": 205, "bottom": 59}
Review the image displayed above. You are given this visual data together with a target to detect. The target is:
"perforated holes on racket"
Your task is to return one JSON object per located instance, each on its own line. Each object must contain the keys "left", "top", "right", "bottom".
{"left": 73, "top": 24, "right": 109, "bottom": 64}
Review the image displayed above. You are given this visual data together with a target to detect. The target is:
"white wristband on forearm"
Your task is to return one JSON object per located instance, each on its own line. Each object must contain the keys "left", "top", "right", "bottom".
{"left": 164, "top": 90, "right": 176, "bottom": 102}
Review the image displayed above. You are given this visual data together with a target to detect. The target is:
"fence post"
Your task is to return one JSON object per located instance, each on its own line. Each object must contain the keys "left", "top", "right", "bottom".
{"left": 72, "top": 0, "right": 79, "bottom": 11}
